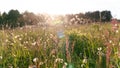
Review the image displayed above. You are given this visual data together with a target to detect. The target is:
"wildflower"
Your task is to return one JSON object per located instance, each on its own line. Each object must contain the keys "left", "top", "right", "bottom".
{"left": 97, "top": 51, "right": 104, "bottom": 56}
{"left": 24, "top": 46, "right": 27, "bottom": 49}
{"left": 10, "top": 43, "right": 14, "bottom": 45}
{"left": 32, "top": 42, "right": 37, "bottom": 46}
{"left": 5, "top": 39, "right": 8, "bottom": 42}
{"left": 62, "top": 65, "right": 66, "bottom": 68}
{"left": 19, "top": 38, "right": 22, "bottom": 41}
{"left": 112, "top": 43, "right": 115, "bottom": 46}
{"left": 102, "top": 35, "right": 105, "bottom": 37}
{"left": 13, "top": 54, "right": 16, "bottom": 57}
{"left": 111, "top": 19, "right": 119, "bottom": 31}
{"left": 82, "top": 58, "right": 87, "bottom": 63}
{"left": 64, "top": 62, "right": 67, "bottom": 66}
{"left": 97, "top": 47, "right": 102, "bottom": 51}
{"left": 20, "top": 27, "right": 23, "bottom": 30}
{"left": 14, "top": 35, "right": 18, "bottom": 39}
{"left": 33, "top": 57, "right": 39, "bottom": 63}
{"left": 25, "top": 33, "right": 27, "bottom": 36}
{"left": 8, "top": 65, "right": 13, "bottom": 68}
{"left": 62, "top": 62, "right": 68, "bottom": 68}
{"left": 114, "top": 23, "right": 118, "bottom": 27}
{"left": 39, "top": 62, "right": 44, "bottom": 66}
{"left": 81, "top": 64, "right": 85, "bottom": 68}
{"left": 25, "top": 41, "right": 28, "bottom": 44}
{"left": 0, "top": 56, "right": 2, "bottom": 59}
{"left": 116, "top": 30, "right": 119, "bottom": 33}
{"left": 28, "top": 65, "right": 36, "bottom": 68}
{"left": 55, "top": 58, "right": 63, "bottom": 63}
{"left": 109, "top": 40, "right": 112, "bottom": 43}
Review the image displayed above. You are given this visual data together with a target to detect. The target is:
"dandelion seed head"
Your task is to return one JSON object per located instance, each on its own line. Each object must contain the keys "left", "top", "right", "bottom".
{"left": 0, "top": 56, "right": 2, "bottom": 59}
{"left": 97, "top": 47, "right": 102, "bottom": 51}
{"left": 33, "top": 57, "right": 39, "bottom": 63}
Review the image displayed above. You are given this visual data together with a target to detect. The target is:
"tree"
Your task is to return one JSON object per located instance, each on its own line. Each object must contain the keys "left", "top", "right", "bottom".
{"left": 1, "top": 12, "right": 8, "bottom": 28}
{"left": 101, "top": 11, "right": 112, "bottom": 22}
{"left": 7, "top": 9, "right": 21, "bottom": 28}
{"left": 22, "top": 11, "right": 39, "bottom": 25}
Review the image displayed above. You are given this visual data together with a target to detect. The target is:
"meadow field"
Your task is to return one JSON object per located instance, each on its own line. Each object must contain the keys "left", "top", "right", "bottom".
{"left": 0, "top": 23, "right": 120, "bottom": 68}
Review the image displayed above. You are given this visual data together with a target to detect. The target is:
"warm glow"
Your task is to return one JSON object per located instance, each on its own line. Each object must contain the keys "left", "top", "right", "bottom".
{"left": 0, "top": 0, "right": 120, "bottom": 18}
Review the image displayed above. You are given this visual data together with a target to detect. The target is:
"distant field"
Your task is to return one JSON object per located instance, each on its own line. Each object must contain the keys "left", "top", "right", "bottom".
{"left": 0, "top": 23, "right": 120, "bottom": 68}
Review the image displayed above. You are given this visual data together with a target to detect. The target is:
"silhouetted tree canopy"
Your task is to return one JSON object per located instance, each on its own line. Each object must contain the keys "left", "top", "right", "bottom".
{"left": 0, "top": 9, "right": 113, "bottom": 29}
{"left": 65, "top": 10, "right": 112, "bottom": 24}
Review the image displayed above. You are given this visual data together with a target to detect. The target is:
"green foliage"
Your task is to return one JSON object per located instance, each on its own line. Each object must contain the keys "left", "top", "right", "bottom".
{"left": 0, "top": 23, "right": 120, "bottom": 68}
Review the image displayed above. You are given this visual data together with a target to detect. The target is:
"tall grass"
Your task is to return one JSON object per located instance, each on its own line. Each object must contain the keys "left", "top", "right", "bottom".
{"left": 0, "top": 23, "right": 120, "bottom": 68}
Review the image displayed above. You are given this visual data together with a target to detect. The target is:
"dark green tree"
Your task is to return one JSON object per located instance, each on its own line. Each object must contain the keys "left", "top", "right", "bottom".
{"left": 1, "top": 12, "right": 8, "bottom": 28}
{"left": 7, "top": 9, "right": 21, "bottom": 28}
{"left": 101, "top": 11, "right": 112, "bottom": 22}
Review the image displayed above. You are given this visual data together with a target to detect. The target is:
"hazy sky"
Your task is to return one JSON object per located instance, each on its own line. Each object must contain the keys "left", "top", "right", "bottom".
{"left": 0, "top": 0, "right": 120, "bottom": 19}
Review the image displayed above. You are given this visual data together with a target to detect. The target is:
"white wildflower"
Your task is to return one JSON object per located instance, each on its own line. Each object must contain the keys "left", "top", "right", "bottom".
{"left": 39, "top": 62, "right": 44, "bottom": 65}
{"left": 8, "top": 65, "right": 13, "bottom": 68}
{"left": 82, "top": 58, "right": 87, "bottom": 63}
{"left": 32, "top": 42, "right": 37, "bottom": 46}
{"left": 64, "top": 62, "right": 67, "bottom": 66}
{"left": 33, "top": 57, "right": 39, "bottom": 63}
{"left": 116, "top": 30, "right": 119, "bottom": 33}
{"left": 14, "top": 35, "right": 18, "bottom": 39}
{"left": 112, "top": 43, "right": 115, "bottom": 46}
{"left": 114, "top": 24, "right": 118, "bottom": 27}
{"left": 81, "top": 64, "right": 85, "bottom": 68}
{"left": 109, "top": 40, "right": 112, "bottom": 43}
{"left": 19, "top": 38, "right": 22, "bottom": 41}
{"left": 97, "top": 47, "right": 102, "bottom": 51}
{"left": 25, "top": 41, "right": 28, "bottom": 44}
{"left": 5, "top": 39, "right": 8, "bottom": 42}
{"left": 0, "top": 56, "right": 2, "bottom": 59}
{"left": 55, "top": 58, "right": 63, "bottom": 63}
{"left": 28, "top": 65, "right": 36, "bottom": 68}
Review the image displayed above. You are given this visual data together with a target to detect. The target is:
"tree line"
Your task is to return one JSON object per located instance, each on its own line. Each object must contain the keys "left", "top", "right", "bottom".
{"left": 65, "top": 10, "right": 112, "bottom": 24}
{"left": 0, "top": 9, "right": 47, "bottom": 29}
{"left": 0, "top": 9, "right": 113, "bottom": 29}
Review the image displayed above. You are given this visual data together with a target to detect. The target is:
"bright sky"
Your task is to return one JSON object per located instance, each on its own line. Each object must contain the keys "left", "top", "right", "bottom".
{"left": 0, "top": 0, "right": 120, "bottom": 19}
